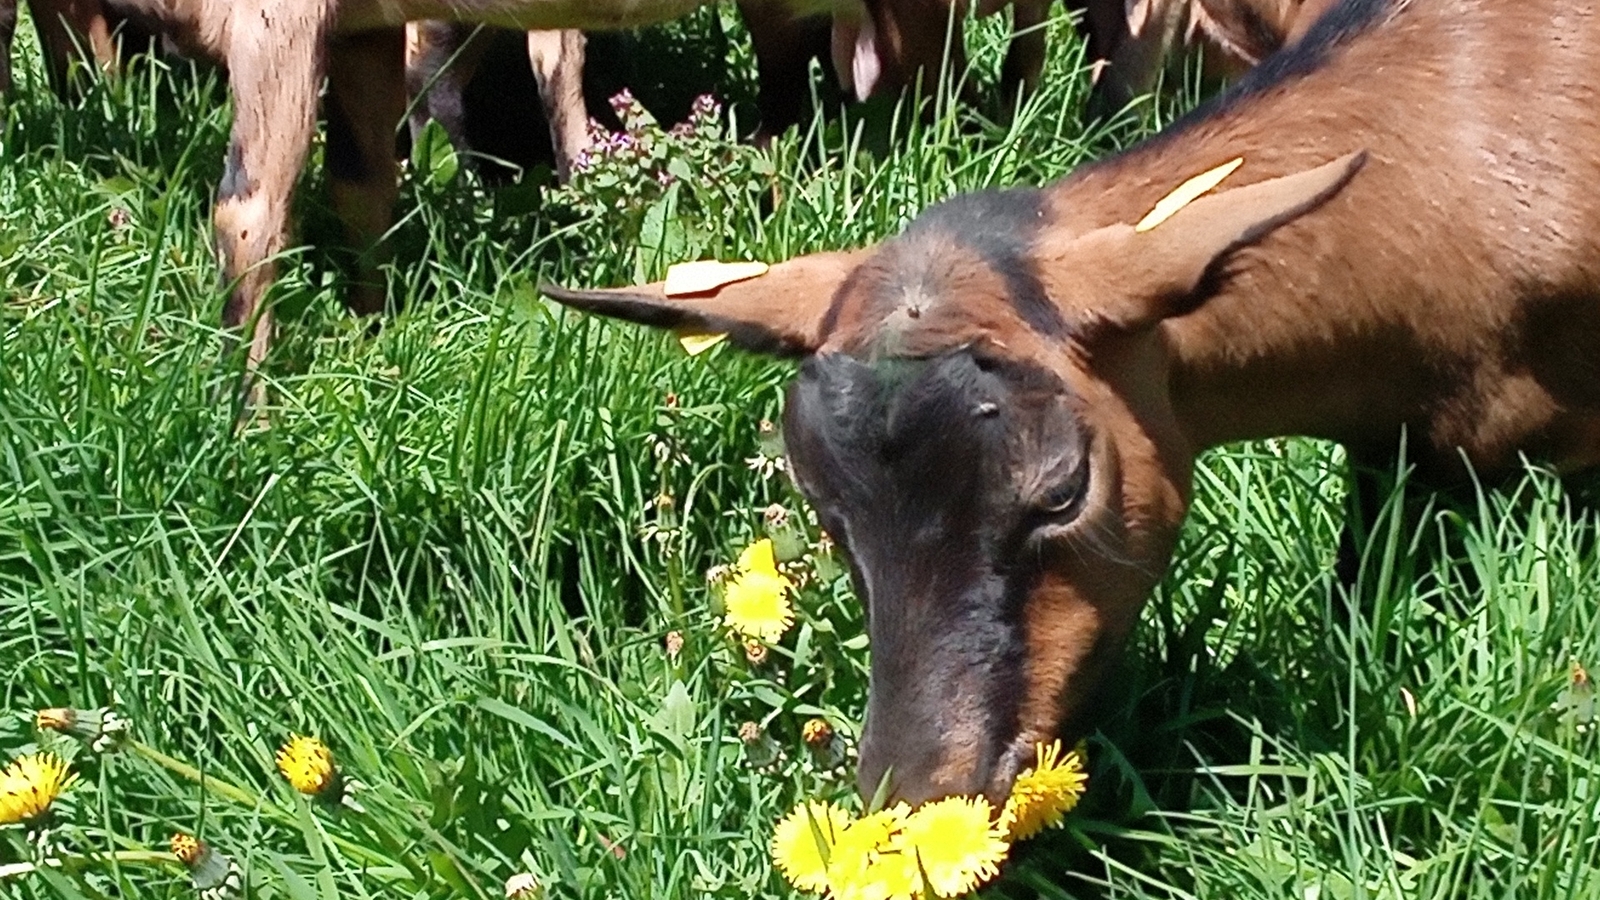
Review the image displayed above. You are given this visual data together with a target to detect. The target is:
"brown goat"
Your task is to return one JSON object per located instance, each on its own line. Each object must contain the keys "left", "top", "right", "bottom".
{"left": 71, "top": 0, "right": 1024, "bottom": 399}
{"left": 545, "top": 0, "right": 1600, "bottom": 807}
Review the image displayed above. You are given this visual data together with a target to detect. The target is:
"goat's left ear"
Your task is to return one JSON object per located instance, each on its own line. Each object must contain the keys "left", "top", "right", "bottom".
{"left": 1045, "top": 150, "right": 1367, "bottom": 331}
{"left": 541, "top": 249, "right": 869, "bottom": 356}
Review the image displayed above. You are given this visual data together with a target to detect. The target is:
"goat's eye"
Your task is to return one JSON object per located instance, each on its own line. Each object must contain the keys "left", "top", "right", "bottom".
{"left": 1038, "top": 473, "right": 1087, "bottom": 519}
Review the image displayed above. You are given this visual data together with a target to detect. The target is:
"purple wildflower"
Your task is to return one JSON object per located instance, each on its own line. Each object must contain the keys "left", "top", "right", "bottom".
{"left": 608, "top": 89, "right": 636, "bottom": 116}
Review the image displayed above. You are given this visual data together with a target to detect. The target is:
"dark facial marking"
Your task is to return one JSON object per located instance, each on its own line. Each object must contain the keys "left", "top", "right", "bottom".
{"left": 899, "top": 188, "right": 1067, "bottom": 338}
{"left": 785, "top": 350, "right": 1092, "bottom": 800}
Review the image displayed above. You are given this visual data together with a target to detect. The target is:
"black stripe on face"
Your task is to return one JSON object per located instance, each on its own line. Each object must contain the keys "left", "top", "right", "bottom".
{"left": 899, "top": 188, "right": 1067, "bottom": 338}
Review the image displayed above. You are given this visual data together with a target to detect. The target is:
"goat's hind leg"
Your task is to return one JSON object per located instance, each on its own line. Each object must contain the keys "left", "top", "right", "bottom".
{"left": 527, "top": 29, "right": 588, "bottom": 183}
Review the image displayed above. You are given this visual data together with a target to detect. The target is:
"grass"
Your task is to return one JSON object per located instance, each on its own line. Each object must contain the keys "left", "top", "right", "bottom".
{"left": 1, "top": 5, "right": 1598, "bottom": 899}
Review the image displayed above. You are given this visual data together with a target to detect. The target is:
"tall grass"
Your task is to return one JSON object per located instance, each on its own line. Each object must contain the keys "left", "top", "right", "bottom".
{"left": 1, "top": 5, "right": 1597, "bottom": 899}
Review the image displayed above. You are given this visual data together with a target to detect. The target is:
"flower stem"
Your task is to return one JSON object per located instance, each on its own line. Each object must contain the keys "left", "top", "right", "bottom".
{"left": 0, "top": 850, "right": 177, "bottom": 879}
{"left": 125, "top": 740, "right": 262, "bottom": 808}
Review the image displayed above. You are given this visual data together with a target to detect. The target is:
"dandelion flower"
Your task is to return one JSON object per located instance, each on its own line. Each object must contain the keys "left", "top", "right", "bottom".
{"left": 0, "top": 752, "right": 77, "bottom": 825}
{"left": 825, "top": 806, "right": 908, "bottom": 899}
{"left": 275, "top": 735, "right": 338, "bottom": 797}
{"left": 770, "top": 799, "right": 851, "bottom": 893}
{"left": 891, "top": 795, "right": 1009, "bottom": 897}
{"left": 835, "top": 846, "right": 923, "bottom": 900}
{"left": 1001, "top": 741, "right": 1089, "bottom": 841}
{"left": 722, "top": 539, "right": 795, "bottom": 642}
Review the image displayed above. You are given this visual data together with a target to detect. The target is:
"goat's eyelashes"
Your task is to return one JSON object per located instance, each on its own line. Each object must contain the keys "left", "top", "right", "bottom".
{"left": 1036, "top": 474, "right": 1089, "bottom": 520}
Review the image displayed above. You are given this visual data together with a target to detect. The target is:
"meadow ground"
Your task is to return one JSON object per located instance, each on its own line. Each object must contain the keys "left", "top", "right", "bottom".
{"left": 2, "top": 6, "right": 1600, "bottom": 899}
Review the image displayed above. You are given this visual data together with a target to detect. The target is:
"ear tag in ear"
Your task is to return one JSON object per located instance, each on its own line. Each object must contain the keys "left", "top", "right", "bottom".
{"left": 663, "top": 259, "right": 770, "bottom": 297}
{"left": 676, "top": 331, "right": 729, "bottom": 356}
{"left": 1135, "top": 157, "right": 1245, "bottom": 232}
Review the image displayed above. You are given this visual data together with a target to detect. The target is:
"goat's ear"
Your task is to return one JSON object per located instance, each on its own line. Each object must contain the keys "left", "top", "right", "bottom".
{"left": 1048, "top": 151, "right": 1367, "bottom": 331}
{"left": 540, "top": 250, "right": 867, "bottom": 356}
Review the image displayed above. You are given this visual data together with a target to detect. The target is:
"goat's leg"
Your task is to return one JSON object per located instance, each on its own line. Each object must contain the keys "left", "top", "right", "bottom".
{"left": 26, "top": 0, "right": 116, "bottom": 97}
{"left": 405, "top": 20, "right": 488, "bottom": 152}
{"left": 527, "top": 29, "right": 588, "bottom": 183}
{"left": 738, "top": 0, "right": 828, "bottom": 143}
{"left": 325, "top": 27, "right": 406, "bottom": 318}
{"left": 214, "top": 16, "right": 326, "bottom": 400}
{"left": 1000, "top": 0, "right": 1049, "bottom": 112}
{"left": 0, "top": 0, "right": 16, "bottom": 94}
{"left": 1083, "top": 0, "right": 1185, "bottom": 120}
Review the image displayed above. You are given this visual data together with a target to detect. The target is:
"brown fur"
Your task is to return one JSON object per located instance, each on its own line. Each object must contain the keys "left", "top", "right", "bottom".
{"left": 545, "top": 0, "right": 1600, "bottom": 803}
{"left": 61, "top": 0, "right": 1011, "bottom": 400}
{"left": 1079, "top": 0, "right": 1336, "bottom": 117}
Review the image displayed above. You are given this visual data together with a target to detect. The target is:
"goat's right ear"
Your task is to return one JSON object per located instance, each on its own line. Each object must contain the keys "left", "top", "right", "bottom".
{"left": 540, "top": 250, "right": 867, "bottom": 357}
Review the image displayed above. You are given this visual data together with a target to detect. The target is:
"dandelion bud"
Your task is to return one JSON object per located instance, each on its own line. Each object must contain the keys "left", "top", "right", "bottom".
{"left": 802, "top": 718, "right": 848, "bottom": 770}
{"left": 739, "top": 721, "right": 782, "bottom": 769}
{"left": 504, "top": 871, "right": 544, "bottom": 900}
{"left": 37, "top": 706, "right": 128, "bottom": 754}
{"left": 743, "top": 638, "right": 769, "bottom": 667}
{"left": 801, "top": 718, "right": 834, "bottom": 747}
{"left": 705, "top": 564, "right": 732, "bottom": 588}
{"left": 172, "top": 833, "right": 244, "bottom": 900}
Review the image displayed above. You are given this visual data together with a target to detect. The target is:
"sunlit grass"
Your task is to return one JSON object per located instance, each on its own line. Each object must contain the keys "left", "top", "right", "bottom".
{"left": 2, "top": 4, "right": 1598, "bottom": 900}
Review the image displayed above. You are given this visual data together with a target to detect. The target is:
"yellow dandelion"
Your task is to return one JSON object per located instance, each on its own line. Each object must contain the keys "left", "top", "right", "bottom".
{"left": 770, "top": 799, "right": 851, "bottom": 893}
{"left": 275, "top": 735, "right": 337, "bottom": 796}
{"left": 891, "top": 795, "right": 1010, "bottom": 897}
{"left": 0, "top": 752, "right": 77, "bottom": 825}
{"left": 1001, "top": 741, "right": 1088, "bottom": 841}
{"left": 835, "top": 846, "right": 923, "bottom": 900}
{"left": 722, "top": 539, "right": 795, "bottom": 642}
{"left": 825, "top": 806, "right": 909, "bottom": 899}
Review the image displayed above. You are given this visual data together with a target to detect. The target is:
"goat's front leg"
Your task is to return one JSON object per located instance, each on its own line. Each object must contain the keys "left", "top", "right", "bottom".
{"left": 0, "top": 0, "right": 17, "bottom": 94}
{"left": 214, "top": 15, "right": 326, "bottom": 398}
{"left": 737, "top": 0, "right": 829, "bottom": 144}
{"left": 526, "top": 29, "right": 588, "bottom": 183}
{"left": 1000, "top": 0, "right": 1048, "bottom": 112}
{"left": 325, "top": 27, "right": 405, "bottom": 317}
{"left": 27, "top": 0, "right": 116, "bottom": 97}
{"left": 405, "top": 20, "right": 488, "bottom": 151}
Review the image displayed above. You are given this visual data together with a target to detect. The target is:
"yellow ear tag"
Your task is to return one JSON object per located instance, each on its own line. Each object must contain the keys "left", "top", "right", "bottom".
{"left": 676, "top": 331, "right": 729, "bottom": 355}
{"left": 663, "top": 260, "right": 770, "bottom": 297}
{"left": 1135, "top": 157, "right": 1245, "bottom": 232}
